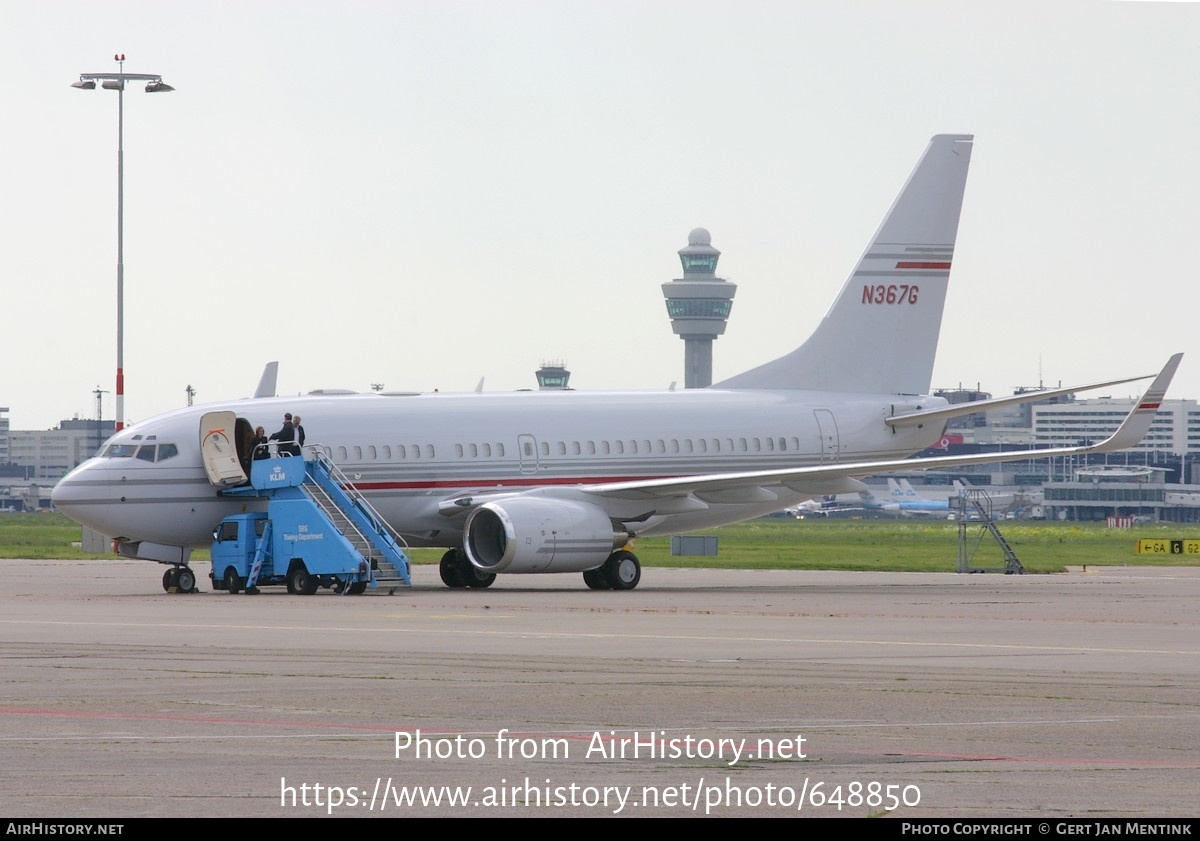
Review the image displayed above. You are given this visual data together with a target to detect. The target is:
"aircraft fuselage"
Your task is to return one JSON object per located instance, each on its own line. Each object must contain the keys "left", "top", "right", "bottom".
{"left": 52, "top": 386, "right": 946, "bottom": 552}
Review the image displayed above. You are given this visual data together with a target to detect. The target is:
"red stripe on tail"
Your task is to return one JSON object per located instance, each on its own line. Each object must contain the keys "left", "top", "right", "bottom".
{"left": 895, "top": 261, "right": 951, "bottom": 269}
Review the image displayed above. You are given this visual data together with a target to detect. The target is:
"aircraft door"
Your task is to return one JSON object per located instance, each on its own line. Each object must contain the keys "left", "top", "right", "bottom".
{"left": 518, "top": 434, "right": 539, "bottom": 475}
{"left": 813, "top": 409, "right": 841, "bottom": 463}
{"left": 200, "top": 410, "right": 249, "bottom": 486}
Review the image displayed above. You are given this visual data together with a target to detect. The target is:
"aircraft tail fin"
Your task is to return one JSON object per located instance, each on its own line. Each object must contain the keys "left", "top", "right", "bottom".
{"left": 253, "top": 362, "right": 279, "bottom": 399}
{"left": 714, "top": 134, "right": 973, "bottom": 394}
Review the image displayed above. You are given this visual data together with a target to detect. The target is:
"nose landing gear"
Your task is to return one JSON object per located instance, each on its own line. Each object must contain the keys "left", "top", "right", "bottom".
{"left": 161, "top": 565, "right": 198, "bottom": 594}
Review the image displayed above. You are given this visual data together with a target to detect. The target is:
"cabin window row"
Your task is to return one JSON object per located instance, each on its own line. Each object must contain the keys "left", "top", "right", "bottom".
{"left": 334, "top": 444, "right": 439, "bottom": 462}
{"left": 542, "top": 436, "right": 802, "bottom": 457}
{"left": 332, "top": 437, "right": 803, "bottom": 462}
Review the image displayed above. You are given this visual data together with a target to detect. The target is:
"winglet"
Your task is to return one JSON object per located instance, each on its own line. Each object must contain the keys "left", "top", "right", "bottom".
{"left": 1093, "top": 353, "right": 1183, "bottom": 452}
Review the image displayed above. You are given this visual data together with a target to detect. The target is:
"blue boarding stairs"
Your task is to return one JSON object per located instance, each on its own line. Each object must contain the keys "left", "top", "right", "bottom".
{"left": 217, "top": 449, "right": 412, "bottom": 594}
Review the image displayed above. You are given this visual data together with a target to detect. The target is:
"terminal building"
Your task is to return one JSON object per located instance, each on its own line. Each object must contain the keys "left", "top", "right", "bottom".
{"left": 1040, "top": 466, "right": 1200, "bottom": 524}
{"left": 1032, "top": 397, "right": 1198, "bottom": 458}
{"left": 1033, "top": 398, "right": 1200, "bottom": 522}
{"left": 0, "top": 413, "right": 116, "bottom": 510}
{"left": 4, "top": 418, "right": 115, "bottom": 482}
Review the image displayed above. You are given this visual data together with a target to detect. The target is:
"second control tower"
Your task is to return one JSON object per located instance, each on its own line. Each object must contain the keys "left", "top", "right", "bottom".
{"left": 662, "top": 228, "right": 737, "bottom": 388}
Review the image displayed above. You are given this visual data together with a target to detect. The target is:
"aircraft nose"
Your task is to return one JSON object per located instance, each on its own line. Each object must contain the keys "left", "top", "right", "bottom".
{"left": 51, "top": 465, "right": 84, "bottom": 512}
{"left": 51, "top": 461, "right": 102, "bottom": 525}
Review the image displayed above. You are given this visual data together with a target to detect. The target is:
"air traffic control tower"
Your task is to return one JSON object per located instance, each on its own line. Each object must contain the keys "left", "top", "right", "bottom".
{"left": 662, "top": 228, "right": 737, "bottom": 388}
{"left": 535, "top": 360, "right": 571, "bottom": 390}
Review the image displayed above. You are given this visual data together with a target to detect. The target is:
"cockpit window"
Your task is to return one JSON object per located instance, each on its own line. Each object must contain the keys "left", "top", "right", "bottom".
{"left": 100, "top": 442, "right": 179, "bottom": 461}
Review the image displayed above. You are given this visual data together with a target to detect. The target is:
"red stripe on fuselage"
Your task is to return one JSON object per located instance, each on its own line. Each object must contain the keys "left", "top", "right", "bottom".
{"left": 895, "top": 261, "right": 951, "bottom": 269}
{"left": 1138, "top": 402, "right": 1161, "bottom": 410}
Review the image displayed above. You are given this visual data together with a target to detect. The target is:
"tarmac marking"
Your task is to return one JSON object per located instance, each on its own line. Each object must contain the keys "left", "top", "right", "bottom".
{"left": 1, "top": 618, "right": 1198, "bottom": 656}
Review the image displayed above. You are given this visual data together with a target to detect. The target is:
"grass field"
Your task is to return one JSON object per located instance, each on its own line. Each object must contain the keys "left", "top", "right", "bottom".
{"left": 2, "top": 511, "right": 1196, "bottom": 573}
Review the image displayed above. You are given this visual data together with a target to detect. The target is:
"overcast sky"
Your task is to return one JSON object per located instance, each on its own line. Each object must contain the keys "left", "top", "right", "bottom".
{"left": 2, "top": 0, "right": 1197, "bottom": 430}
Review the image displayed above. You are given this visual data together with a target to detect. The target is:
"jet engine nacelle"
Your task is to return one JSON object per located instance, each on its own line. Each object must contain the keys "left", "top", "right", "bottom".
{"left": 463, "top": 497, "right": 629, "bottom": 574}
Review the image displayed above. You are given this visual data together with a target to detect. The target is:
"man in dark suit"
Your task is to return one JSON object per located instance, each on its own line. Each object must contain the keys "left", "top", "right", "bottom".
{"left": 269, "top": 413, "right": 300, "bottom": 456}
{"left": 292, "top": 415, "right": 306, "bottom": 450}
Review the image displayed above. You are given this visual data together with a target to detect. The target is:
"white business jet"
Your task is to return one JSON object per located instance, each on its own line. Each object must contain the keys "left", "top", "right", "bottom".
{"left": 51, "top": 135, "right": 1182, "bottom": 591}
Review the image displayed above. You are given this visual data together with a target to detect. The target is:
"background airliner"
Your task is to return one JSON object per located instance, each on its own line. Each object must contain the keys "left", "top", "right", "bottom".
{"left": 881, "top": 478, "right": 962, "bottom": 514}
{"left": 792, "top": 480, "right": 971, "bottom": 517}
{"left": 836, "top": 479, "right": 966, "bottom": 516}
{"left": 51, "top": 134, "right": 1182, "bottom": 591}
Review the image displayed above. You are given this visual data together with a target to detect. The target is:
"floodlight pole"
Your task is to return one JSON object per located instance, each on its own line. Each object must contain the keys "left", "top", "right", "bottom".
{"left": 73, "top": 55, "right": 174, "bottom": 431}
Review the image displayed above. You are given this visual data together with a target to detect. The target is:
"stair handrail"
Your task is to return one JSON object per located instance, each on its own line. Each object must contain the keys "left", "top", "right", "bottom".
{"left": 305, "top": 445, "right": 412, "bottom": 553}
{"left": 299, "top": 466, "right": 377, "bottom": 554}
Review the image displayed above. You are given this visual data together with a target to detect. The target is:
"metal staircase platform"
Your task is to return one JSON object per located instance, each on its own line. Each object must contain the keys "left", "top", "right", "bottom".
{"left": 954, "top": 488, "right": 1025, "bottom": 575}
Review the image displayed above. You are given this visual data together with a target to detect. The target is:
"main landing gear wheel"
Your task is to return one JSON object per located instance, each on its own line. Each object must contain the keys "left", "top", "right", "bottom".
{"left": 176, "top": 567, "right": 197, "bottom": 594}
{"left": 223, "top": 566, "right": 243, "bottom": 595}
{"left": 162, "top": 569, "right": 174, "bottom": 592}
{"left": 465, "top": 571, "right": 496, "bottom": 588}
{"left": 582, "top": 568, "right": 609, "bottom": 590}
{"left": 440, "top": 550, "right": 468, "bottom": 588}
{"left": 461, "top": 557, "right": 496, "bottom": 589}
{"left": 602, "top": 550, "right": 641, "bottom": 591}
{"left": 440, "top": 549, "right": 496, "bottom": 589}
